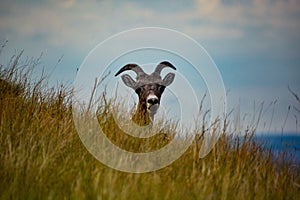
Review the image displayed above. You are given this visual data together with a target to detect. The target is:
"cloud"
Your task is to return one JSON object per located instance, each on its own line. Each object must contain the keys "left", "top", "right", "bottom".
{"left": 1, "top": 0, "right": 299, "bottom": 81}
{"left": 0, "top": 0, "right": 107, "bottom": 51}
{"left": 55, "top": 0, "right": 76, "bottom": 9}
{"left": 190, "top": 0, "right": 300, "bottom": 43}
{"left": 2, "top": 0, "right": 298, "bottom": 53}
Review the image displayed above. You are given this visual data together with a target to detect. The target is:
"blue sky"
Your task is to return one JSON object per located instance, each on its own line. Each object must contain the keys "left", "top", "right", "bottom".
{"left": 0, "top": 0, "right": 299, "bottom": 133}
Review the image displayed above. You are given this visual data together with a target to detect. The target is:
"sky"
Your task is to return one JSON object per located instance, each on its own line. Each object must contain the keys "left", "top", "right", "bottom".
{"left": 0, "top": 0, "right": 299, "bottom": 133}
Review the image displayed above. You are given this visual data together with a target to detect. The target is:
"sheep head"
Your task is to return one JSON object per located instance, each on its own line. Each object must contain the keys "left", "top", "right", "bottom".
{"left": 115, "top": 61, "right": 176, "bottom": 124}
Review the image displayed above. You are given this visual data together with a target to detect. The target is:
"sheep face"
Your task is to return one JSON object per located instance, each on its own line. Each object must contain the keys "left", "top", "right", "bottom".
{"left": 115, "top": 61, "right": 176, "bottom": 124}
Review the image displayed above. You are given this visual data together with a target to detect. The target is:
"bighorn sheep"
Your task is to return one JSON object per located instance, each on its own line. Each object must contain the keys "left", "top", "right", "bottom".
{"left": 115, "top": 61, "right": 176, "bottom": 125}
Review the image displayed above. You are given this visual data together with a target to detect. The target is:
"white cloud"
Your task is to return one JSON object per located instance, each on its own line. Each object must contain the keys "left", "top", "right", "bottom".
{"left": 0, "top": 0, "right": 109, "bottom": 51}
{"left": 55, "top": 0, "right": 76, "bottom": 9}
{"left": 2, "top": 0, "right": 298, "bottom": 53}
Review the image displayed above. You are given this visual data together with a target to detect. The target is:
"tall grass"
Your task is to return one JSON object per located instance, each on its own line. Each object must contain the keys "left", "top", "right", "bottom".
{"left": 0, "top": 51, "right": 299, "bottom": 199}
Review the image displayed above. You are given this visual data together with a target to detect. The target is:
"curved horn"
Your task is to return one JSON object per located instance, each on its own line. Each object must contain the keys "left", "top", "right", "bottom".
{"left": 154, "top": 61, "right": 176, "bottom": 75}
{"left": 115, "top": 64, "right": 145, "bottom": 77}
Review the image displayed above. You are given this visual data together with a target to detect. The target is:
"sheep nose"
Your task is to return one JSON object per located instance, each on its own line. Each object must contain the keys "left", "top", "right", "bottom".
{"left": 147, "top": 97, "right": 159, "bottom": 105}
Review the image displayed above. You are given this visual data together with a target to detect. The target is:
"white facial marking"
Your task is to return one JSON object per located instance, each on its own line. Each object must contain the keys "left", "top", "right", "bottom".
{"left": 146, "top": 94, "right": 159, "bottom": 114}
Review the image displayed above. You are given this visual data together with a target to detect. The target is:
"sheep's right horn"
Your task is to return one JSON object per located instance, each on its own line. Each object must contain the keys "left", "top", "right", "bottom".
{"left": 154, "top": 61, "right": 176, "bottom": 75}
{"left": 115, "top": 64, "right": 146, "bottom": 77}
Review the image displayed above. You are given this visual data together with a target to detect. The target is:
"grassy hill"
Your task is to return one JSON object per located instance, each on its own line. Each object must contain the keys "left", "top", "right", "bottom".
{"left": 0, "top": 52, "right": 299, "bottom": 199}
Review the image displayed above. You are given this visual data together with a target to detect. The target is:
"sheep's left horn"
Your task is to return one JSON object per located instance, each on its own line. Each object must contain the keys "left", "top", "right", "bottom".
{"left": 115, "top": 64, "right": 145, "bottom": 77}
{"left": 154, "top": 61, "right": 176, "bottom": 75}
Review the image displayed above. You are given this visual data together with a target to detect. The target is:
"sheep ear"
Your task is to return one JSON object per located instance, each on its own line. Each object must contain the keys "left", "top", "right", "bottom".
{"left": 162, "top": 73, "right": 175, "bottom": 87}
{"left": 121, "top": 74, "right": 136, "bottom": 89}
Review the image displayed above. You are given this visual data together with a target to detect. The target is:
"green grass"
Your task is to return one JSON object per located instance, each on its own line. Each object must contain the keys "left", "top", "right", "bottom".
{"left": 0, "top": 52, "right": 300, "bottom": 199}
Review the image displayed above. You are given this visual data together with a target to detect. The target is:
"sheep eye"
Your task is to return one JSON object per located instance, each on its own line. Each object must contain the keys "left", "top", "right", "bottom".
{"left": 135, "top": 86, "right": 145, "bottom": 94}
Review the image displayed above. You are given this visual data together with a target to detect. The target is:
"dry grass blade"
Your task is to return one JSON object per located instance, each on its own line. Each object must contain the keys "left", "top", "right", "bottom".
{"left": 0, "top": 51, "right": 299, "bottom": 199}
